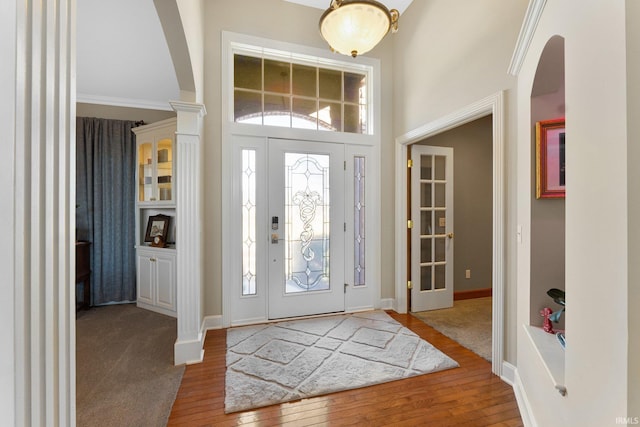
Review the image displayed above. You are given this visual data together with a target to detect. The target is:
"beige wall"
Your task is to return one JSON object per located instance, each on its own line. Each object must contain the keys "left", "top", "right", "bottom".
{"left": 200, "top": 0, "right": 395, "bottom": 315}
{"left": 417, "top": 116, "right": 493, "bottom": 293}
{"left": 76, "top": 103, "right": 176, "bottom": 123}
{"left": 627, "top": 0, "right": 640, "bottom": 418}
{"left": 393, "top": 0, "right": 528, "bottom": 363}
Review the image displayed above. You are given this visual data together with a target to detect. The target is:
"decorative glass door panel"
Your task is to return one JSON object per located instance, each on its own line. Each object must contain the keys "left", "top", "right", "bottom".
{"left": 284, "top": 153, "right": 331, "bottom": 294}
{"left": 411, "top": 145, "right": 454, "bottom": 312}
{"left": 269, "top": 139, "right": 345, "bottom": 319}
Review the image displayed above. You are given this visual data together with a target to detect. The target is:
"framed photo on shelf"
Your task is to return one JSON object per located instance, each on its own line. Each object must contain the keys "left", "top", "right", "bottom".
{"left": 144, "top": 214, "right": 171, "bottom": 244}
{"left": 536, "top": 118, "right": 566, "bottom": 199}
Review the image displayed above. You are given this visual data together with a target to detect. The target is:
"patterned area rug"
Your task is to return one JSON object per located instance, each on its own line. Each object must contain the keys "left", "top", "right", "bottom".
{"left": 225, "top": 311, "right": 458, "bottom": 413}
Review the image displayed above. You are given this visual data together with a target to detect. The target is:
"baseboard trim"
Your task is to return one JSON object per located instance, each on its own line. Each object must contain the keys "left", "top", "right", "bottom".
{"left": 454, "top": 288, "right": 492, "bottom": 300}
{"left": 202, "top": 315, "right": 223, "bottom": 331}
{"left": 512, "top": 366, "right": 536, "bottom": 427}
{"left": 379, "top": 298, "right": 395, "bottom": 311}
{"left": 501, "top": 361, "right": 516, "bottom": 386}
{"left": 174, "top": 336, "right": 205, "bottom": 366}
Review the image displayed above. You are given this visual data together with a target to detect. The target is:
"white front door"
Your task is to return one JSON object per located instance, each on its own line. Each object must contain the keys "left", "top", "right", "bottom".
{"left": 268, "top": 139, "right": 345, "bottom": 319}
{"left": 411, "top": 145, "right": 454, "bottom": 312}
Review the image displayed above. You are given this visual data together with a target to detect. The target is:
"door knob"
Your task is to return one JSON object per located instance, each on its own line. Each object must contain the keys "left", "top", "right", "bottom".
{"left": 447, "top": 232, "right": 454, "bottom": 239}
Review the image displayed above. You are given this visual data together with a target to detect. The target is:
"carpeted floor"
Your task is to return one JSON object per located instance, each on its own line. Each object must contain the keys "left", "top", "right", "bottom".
{"left": 412, "top": 297, "right": 492, "bottom": 361}
{"left": 225, "top": 310, "right": 459, "bottom": 413}
{"left": 76, "top": 304, "right": 184, "bottom": 427}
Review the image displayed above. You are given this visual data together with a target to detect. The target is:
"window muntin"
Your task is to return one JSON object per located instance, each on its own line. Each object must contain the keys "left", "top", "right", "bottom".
{"left": 234, "top": 54, "right": 368, "bottom": 134}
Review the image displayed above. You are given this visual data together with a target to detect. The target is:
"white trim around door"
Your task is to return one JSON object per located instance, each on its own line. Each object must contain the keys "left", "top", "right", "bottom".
{"left": 394, "top": 91, "right": 506, "bottom": 376}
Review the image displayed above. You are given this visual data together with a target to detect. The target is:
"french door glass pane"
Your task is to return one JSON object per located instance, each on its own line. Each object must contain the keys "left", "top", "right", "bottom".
{"left": 284, "top": 153, "right": 330, "bottom": 294}
{"left": 421, "top": 155, "right": 432, "bottom": 179}
{"left": 421, "top": 265, "right": 432, "bottom": 291}
{"left": 435, "top": 265, "right": 446, "bottom": 289}
{"left": 435, "top": 183, "right": 446, "bottom": 207}
{"left": 420, "top": 238, "right": 432, "bottom": 263}
{"left": 421, "top": 182, "right": 432, "bottom": 207}
{"left": 435, "top": 155, "right": 446, "bottom": 180}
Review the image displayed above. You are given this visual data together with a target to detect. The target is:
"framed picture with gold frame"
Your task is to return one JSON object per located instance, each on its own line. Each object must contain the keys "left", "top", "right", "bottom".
{"left": 536, "top": 118, "right": 566, "bottom": 199}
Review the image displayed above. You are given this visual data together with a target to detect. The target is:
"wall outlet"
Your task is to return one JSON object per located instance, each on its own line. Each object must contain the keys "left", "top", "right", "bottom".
{"left": 465, "top": 269, "right": 471, "bottom": 279}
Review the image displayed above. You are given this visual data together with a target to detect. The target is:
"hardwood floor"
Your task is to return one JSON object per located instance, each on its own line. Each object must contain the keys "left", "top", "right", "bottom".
{"left": 168, "top": 311, "right": 523, "bottom": 426}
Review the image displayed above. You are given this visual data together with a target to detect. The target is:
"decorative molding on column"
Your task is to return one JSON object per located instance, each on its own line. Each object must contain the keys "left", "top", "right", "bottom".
{"left": 171, "top": 100, "right": 207, "bottom": 365}
{"left": 10, "top": 0, "right": 76, "bottom": 424}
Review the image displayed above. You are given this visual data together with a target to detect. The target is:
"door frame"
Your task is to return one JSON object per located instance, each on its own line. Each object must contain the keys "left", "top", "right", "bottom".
{"left": 394, "top": 91, "right": 505, "bottom": 376}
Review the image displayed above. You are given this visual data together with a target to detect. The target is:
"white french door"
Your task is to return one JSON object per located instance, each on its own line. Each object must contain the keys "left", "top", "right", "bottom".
{"left": 267, "top": 139, "right": 345, "bottom": 319}
{"left": 411, "top": 145, "right": 454, "bottom": 312}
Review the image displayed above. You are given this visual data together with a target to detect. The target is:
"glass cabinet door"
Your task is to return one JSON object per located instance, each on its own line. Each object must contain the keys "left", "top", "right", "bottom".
{"left": 138, "top": 142, "right": 154, "bottom": 202}
{"left": 156, "top": 138, "right": 173, "bottom": 201}
{"left": 137, "top": 136, "right": 174, "bottom": 203}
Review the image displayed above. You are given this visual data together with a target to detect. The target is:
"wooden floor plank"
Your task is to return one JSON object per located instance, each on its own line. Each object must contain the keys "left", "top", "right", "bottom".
{"left": 168, "top": 311, "right": 523, "bottom": 426}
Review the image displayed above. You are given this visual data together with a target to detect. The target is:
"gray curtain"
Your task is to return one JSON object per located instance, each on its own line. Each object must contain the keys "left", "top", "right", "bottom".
{"left": 76, "top": 117, "right": 137, "bottom": 305}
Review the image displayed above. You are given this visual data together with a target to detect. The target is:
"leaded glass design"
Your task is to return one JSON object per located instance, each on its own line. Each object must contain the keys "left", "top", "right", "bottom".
{"left": 242, "top": 149, "right": 257, "bottom": 296}
{"left": 354, "top": 156, "right": 366, "bottom": 286}
{"left": 284, "top": 153, "right": 330, "bottom": 293}
{"left": 233, "top": 53, "right": 368, "bottom": 134}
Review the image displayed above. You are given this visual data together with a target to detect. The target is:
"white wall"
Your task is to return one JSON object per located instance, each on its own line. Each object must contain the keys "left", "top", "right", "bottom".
{"left": 516, "top": 1, "right": 631, "bottom": 425}
{"left": 200, "top": 0, "right": 394, "bottom": 316}
{"left": 392, "top": 0, "right": 528, "bottom": 363}
{"left": 176, "top": 0, "right": 204, "bottom": 103}
{"left": 0, "top": 0, "right": 17, "bottom": 422}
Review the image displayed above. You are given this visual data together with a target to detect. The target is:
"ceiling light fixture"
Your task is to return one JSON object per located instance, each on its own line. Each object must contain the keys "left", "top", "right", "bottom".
{"left": 319, "top": 0, "right": 399, "bottom": 58}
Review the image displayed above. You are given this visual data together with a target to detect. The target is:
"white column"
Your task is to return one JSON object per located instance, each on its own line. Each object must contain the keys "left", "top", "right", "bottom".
{"left": 170, "top": 101, "right": 207, "bottom": 365}
{"left": 3, "top": 0, "right": 75, "bottom": 425}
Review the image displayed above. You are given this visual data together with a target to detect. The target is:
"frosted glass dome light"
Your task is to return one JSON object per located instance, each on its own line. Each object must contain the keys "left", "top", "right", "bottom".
{"left": 319, "top": 0, "right": 399, "bottom": 58}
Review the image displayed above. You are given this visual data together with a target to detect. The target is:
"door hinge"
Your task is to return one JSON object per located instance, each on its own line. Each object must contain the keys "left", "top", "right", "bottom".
{"left": 407, "top": 159, "right": 413, "bottom": 168}
{"left": 407, "top": 219, "right": 413, "bottom": 229}
{"left": 344, "top": 160, "right": 347, "bottom": 170}
{"left": 344, "top": 283, "right": 348, "bottom": 293}
{"left": 344, "top": 222, "right": 346, "bottom": 232}
{"left": 407, "top": 280, "right": 413, "bottom": 289}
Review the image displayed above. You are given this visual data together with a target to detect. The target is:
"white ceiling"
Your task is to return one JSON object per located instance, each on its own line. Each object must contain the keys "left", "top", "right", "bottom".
{"left": 76, "top": 0, "right": 180, "bottom": 111}
{"left": 284, "top": 0, "right": 414, "bottom": 15}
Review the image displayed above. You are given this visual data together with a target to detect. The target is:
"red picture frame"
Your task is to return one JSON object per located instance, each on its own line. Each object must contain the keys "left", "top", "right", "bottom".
{"left": 536, "top": 118, "right": 566, "bottom": 199}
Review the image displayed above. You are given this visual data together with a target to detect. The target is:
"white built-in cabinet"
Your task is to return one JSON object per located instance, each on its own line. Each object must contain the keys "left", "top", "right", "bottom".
{"left": 136, "top": 247, "right": 177, "bottom": 317}
{"left": 132, "top": 118, "right": 177, "bottom": 317}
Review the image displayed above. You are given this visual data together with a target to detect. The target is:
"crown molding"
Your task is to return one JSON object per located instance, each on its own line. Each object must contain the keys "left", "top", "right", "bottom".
{"left": 508, "top": 0, "right": 548, "bottom": 76}
{"left": 76, "top": 93, "right": 174, "bottom": 111}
